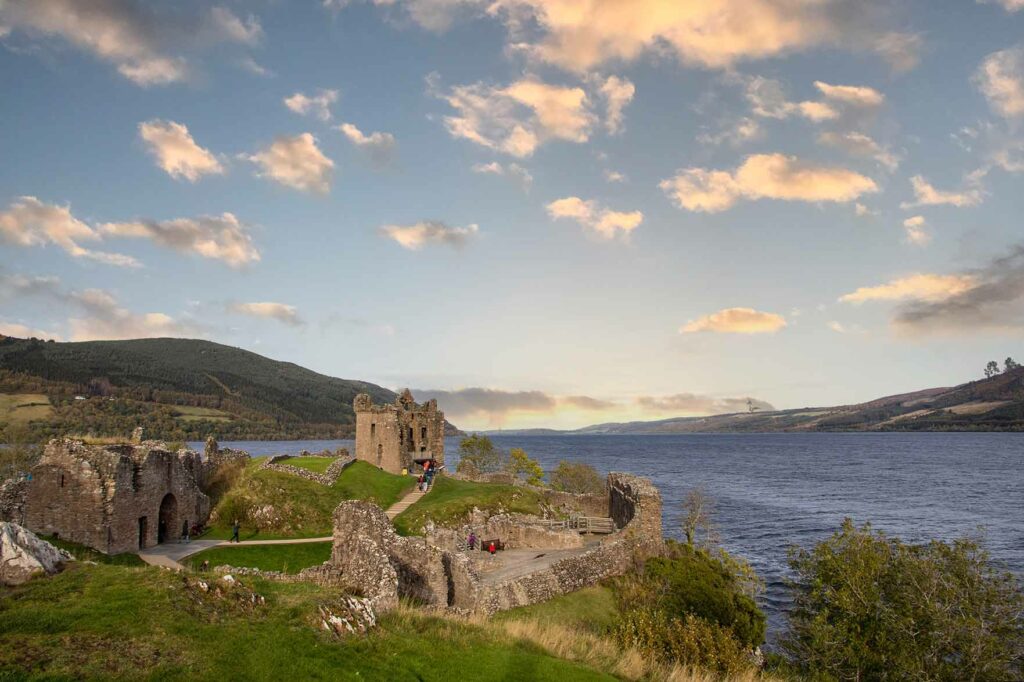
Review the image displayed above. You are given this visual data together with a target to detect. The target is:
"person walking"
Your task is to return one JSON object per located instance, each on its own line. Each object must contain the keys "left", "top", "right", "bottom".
{"left": 467, "top": 531, "right": 477, "bottom": 551}
{"left": 231, "top": 520, "right": 241, "bottom": 543}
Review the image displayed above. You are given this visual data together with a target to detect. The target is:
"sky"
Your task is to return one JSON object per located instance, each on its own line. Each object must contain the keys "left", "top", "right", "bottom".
{"left": 1, "top": 0, "right": 1024, "bottom": 431}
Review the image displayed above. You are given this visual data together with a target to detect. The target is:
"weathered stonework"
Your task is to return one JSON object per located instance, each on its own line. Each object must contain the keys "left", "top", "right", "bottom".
{"left": 259, "top": 450, "right": 355, "bottom": 485}
{"left": 21, "top": 438, "right": 242, "bottom": 554}
{"left": 0, "top": 477, "right": 28, "bottom": 525}
{"left": 353, "top": 389, "right": 445, "bottom": 475}
{"left": 0, "top": 522, "right": 73, "bottom": 586}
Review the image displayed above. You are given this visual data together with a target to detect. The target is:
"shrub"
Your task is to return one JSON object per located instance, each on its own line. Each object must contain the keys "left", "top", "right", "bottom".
{"left": 456, "top": 434, "right": 501, "bottom": 474}
{"left": 615, "top": 610, "right": 755, "bottom": 676}
{"left": 548, "top": 460, "right": 603, "bottom": 494}
{"left": 506, "top": 448, "right": 544, "bottom": 486}
{"left": 781, "top": 519, "right": 1024, "bottom": 681}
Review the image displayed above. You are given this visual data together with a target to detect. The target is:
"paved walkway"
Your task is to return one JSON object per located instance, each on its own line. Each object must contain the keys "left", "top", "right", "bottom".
{"left": 474, "top": 543, "right": 600, "bottom": 585}
{"left": 385, "top": 485, "right": 429, "bottom": 520}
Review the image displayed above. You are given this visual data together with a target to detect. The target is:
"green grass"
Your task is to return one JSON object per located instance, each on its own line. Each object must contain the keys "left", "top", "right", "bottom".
{"left": 0, "top": 563, "right": 616, "bottom": 681}
{"left": 185, "top": 542, "right": 332, "bottom": 574}
{"left": 40, "top": 535, "right": 146, "bottom": 567}
{"left": 205, "top": 460, "right": 414, "bottom": 539}
{"left": 0, "top": 393, "right": 52, "bottom": 426}
{"left": 393, "top": 475, "right": 544, "bottom": 536}
{"left": 284, "top": 456, "right": 338, "bottom": 474}
{"left": 495, "top": 586, "right": 619, "bottom": 634}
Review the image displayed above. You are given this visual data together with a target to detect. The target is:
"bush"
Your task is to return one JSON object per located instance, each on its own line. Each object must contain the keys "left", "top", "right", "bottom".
{"left": 456, "top": 434, "right": 501, "bottom": 474}
{"left": 781, "top": 519, "right": 1024, "bottom": 681}
{"left": 548, "top": 461, "right": 603, "bottom": 494}
{"left": 615, "top": 610, "right": 755, "bottom": 676}
{"left": 506, "top": 448, "right": 544, "bottom": 486}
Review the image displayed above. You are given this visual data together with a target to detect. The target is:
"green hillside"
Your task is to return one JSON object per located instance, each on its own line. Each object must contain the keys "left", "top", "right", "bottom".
{"left": 0, "top": 336, "right": 395, "bottom": 441}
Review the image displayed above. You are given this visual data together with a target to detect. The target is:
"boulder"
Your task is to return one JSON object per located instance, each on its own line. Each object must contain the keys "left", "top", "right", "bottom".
{"left": 0, "top": 522, "right": 73, "bottom": 586}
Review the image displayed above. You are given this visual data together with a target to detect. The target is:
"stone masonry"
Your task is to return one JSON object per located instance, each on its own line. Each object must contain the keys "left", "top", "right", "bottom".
{"left": 21, "top": 438, "right": 240, "bottom": 554}
{"left": 353, "top": 389, "right": 445, "bottom": 475}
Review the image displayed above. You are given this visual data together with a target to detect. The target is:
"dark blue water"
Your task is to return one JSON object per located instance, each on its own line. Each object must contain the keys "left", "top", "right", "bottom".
{"left": 194, "top": 433, "right": 1024, "bottom": 641}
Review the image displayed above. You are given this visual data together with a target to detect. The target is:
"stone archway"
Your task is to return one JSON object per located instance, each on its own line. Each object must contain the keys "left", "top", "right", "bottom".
{"left": 157, "top": 493, "right": 177, "bottom": 544}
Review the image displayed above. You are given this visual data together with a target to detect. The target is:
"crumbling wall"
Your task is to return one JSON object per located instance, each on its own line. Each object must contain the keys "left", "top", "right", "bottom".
{"left": 259, "top": 450, "right": 355, "bottom": 485}
{"left": 608, "top": 472, "right": 663, "bottom": 542}
{"left": 0, "top": 478, "right": 29, "bottom": 525}
{"left": 353, "top": 391, "right": 445, "bottom": 475}
{"left": 426, "top": 513, "right": 584, "bottom": 553}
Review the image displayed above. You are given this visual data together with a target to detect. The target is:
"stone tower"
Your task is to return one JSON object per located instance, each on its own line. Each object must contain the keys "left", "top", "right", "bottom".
{"left": 353, "top": 390, "right": 445, "bottom": 474}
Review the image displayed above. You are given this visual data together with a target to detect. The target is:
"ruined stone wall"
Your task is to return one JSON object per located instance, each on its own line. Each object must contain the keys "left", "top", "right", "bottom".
{"left": 353, "top": 391, "right": 445, "bottom": 475}
{"left": 259, "top": 452, "right": 355, "bottom": 486}
{"left": 0, "top": 478, "right": 28, "bottom": 525}
{"left": 426, "top": 513, "right": 584, "bottom": 553}
{"left": 608, "top": 472, "right": 663, "bottom": 541}
{"left": 540, "top": 489, "right": 611, "bottom": 518}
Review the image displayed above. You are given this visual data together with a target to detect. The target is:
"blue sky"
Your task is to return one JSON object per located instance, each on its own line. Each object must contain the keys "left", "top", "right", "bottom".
{"left": 2, "top": 0, "right": 1024, "bottom": 429}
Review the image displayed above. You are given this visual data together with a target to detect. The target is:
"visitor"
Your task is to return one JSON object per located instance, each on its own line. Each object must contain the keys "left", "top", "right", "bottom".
{"left": 182, "top": 521, "right": 190, "bottom": 544}
{"left": 488, "top": 540, "right": 496, "bottom": 556}
{"left": 231, "top": 520, "right": 240, "bottom": 543}
{"left": 467, "top": 531, "right": 476, "bottom": 551}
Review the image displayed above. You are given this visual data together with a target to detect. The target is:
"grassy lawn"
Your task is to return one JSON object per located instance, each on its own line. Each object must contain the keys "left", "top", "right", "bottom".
{"left": 284, "top": 456, "right": 338, "bottom": 474}
{"left": 0, "top": 393, "right": 52, "bottom": 426}
{"left": 40, "top": 535, "right": 146, "bottom": 567}
{"left": 185, "top": 542, "right": 332, "bottom": 574}
{"left": 393, "top": 475, "right": 544, "bottom": 536}
{"left": 494, "top": 586, "right": 619, "bottom": 634}
{"left": 206, "top": 461, "right": 414, "bottom": 539}
{"left": 0, "top": 563, "right": 616, "bottom": 681}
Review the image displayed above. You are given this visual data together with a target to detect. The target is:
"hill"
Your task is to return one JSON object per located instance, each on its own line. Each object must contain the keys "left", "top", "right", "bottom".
{"left": 0, "top": 336, "right": 399, "bottom": 441}
{"left": 489, "top": 367, "right": 1024, "bottom": 435}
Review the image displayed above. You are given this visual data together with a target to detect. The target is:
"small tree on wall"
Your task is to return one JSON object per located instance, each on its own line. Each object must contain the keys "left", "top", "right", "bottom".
{"left": 455, "top": 434, "right": 502, "bottom": 475}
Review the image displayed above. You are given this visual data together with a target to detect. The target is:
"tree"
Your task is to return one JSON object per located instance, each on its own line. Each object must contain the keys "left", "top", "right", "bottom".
{"left": 455, "top": 434, "right": 501, "bottom": 475}
{"left": 781, "top": 519, "right": 1024, "bottom": 681}
{"left": 506, "top": 448, "right": 544, "bottom": 486}
{"left": 681, "top": 487, "right": 719, "bottom": 549}
{"left": 1006, "top": 357, "right": 1020, "bottom": 372}
{"left": 985, "top": 360, "right": 1001, "bottom": 378}
{"left": 548, "top": 460, "right": 604, "bottom": 494}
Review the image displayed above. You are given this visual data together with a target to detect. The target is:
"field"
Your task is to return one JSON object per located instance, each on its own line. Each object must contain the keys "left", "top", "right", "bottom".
{"left": 392, "top": 475, "right": 544, "bottom": 536}
{"left": 185, "top": 541, "right": 332, "bottom": 573}
{"left": 0, "top": 393, "right": 53, "bottom": 426}
{"left": 284, "top": 456, "right": 338, "bottom": 473}
{"left": 173, "top": 406, "right": 233, "bottom": 423}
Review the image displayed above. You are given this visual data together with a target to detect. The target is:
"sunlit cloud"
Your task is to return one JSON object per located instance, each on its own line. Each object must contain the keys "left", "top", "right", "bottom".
{"left": 596, "top": 75, "right": 635, "bottom": 134}
{"left": 901, "top": 175, "right": 984, "bottom": 209}
{"left": 337, "top": 122, "right": 397, "bottom": 166}
{"left": 99, "top": 213, "right": 260, "bottom": 268}
{"left": 472, "top": 161, "right": 533, "bottom": 190}
{"left": 975, "top": 45, "right": 1024, "bottom": 119}
{"left": 244, "top": 133, "right": 334, "bottom": 194}
{"left": 138, "top": 120, "right": 224, "bottom": 182}
{"left": 818, "top": 131, "right": 900, "bottom": 172}
{"left": 284, "top": 89, "right": 339, "bottom": 121}
{"left": 636, "top": 394, "right": 774, "bottom": 414}
{"left": 546, "top": 197, "right": 643, "bottom": 240}
{"left": 839, "top": 273, "right": 978, "bottom": 304}
{"left": 228, "top": 301, "right": 303, "bottom": 326}
{"left": 902, "top": 215, "right": 931, "bottom": 246}
{"left": 681, "top": 307, "right": 787, "bottom": 334}
{"left": 660, "top": 154, "right": 877, "bottom": 213}
{"left": 379, "top": 221, "right": 478, "bottom": 249}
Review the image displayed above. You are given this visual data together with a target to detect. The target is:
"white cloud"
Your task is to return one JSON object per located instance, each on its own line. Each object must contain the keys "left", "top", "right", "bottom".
{"left": 817, "top": 131, "right": 900, "bottom": 172}
{"left": 603, "top": 169, "right": 627, "bottom": 183}
{"left": 902, "top": 215, "right": 930, "bottom": 246}
{"left": 597, "top": 75, "right": 635, "bottom": 134}
{"left": 974, "top": 46, "right": 1024, "bottom": 119}
{"left": 138, "top": 120, "right": 224, "bottom": 182}
{"left": 238, "top": 56, "right": 273, "bottom": 77}
{"left": 433, "top": 74, "right": 597, "bottom": 157}
{"left": 0, "top": 196, "right": 139, "bottom": 267}
{"left": 697, "top": 118, "right": 762, "bottom": 147}
{"left": 839, "top": 273, "right": 978, "bottom": 304}
{"left": 980, "top": 0, "right": 1024, "bottom": 11}
{"left": 245, "top": 134, "right": 334, "bottom": 194}
{"left": 854, "top": 203, "right": 875, "bottom": 217}
{"left": 0, "top": 1, "right": 260, "bottom": 86}
{"left": 229, "top": 301, "right": 303, "bottom": 326}
{"left": 827, "top": 320, "right": 846, "bottom": 333}
{"left": 337, "top": 122, "right": 397, "bottom": 166}
{"left": 471, "top": 161, "right": 533, "bottom": 190}
{"left": 99, "top": 213, "right": 259, "bottom": 268}
{"left": 660, "top": 153, "right": 878, "bottom": 213}
{"left": 379, "top": 221, "right": 479, "bottom": 249}
{"left": 901, "top": 175, "right": 984, "bottom": 209}
{"left": 680, "top": 307, "right": 787, "bottom": 334}
{"left": 744, "top": 77, "right": 838, "bottom": 121}
{"left": 284, "top": 89, "right": 339, "bottom": 121}
{"left": 546, "top": 196, "right": 643, "bottom": 240}
{"left": 813, "top": 81, "right": 884, "bottom": 108}
{"left": 0, "top": 321, "right": 62, "bottom": 340}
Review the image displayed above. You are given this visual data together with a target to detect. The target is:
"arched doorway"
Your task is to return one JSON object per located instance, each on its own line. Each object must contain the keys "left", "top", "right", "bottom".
{"left": 157, "top": 493, "right": 177, "bottom": 544}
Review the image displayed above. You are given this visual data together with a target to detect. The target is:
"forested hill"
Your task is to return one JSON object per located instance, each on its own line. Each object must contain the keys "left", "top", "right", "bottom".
{"left": 0, "top": 336, "right": 399, "bottom": 441}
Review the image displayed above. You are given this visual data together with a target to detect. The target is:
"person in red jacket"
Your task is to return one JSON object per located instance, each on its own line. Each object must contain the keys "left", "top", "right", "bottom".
{"left": 488, "top": 541, "right": 496, "bottom": 555}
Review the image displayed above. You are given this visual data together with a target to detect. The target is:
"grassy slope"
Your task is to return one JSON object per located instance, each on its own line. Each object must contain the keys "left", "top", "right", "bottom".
{"left": 205, "top": 461, "right": 414, "bottom": 539}
{"left": 0, "top": 564, "right": 615, "bottom": 681}
{"left": 494, "top": 586, "right": 619, "bottom": 634}
{"left": 392, "top": 476, "right": 543, "bottom": 536}
{"left": 0, "top": 393, "right": 52, "bottom": 426}
{"left": 41, "top": 535, "right": 146, "bottom": 567}
{"left": 185, "top": 542, "right": 332, "bottom": 574}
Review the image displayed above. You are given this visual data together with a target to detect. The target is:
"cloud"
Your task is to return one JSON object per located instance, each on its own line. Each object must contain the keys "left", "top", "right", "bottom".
{"left": 980, "top": 0, "right": 1024, "bottom": 11}
{"left": 486, "top": 0, "right": 918, "bottom": 73}
{"left": 0, "top": 321, "right": 61, "bottom": 341}
{"left": 902, "top": 215, "right": 930, "bottom": 246}
{"left": 562, "top": 395, "right": 615, "bottom": 410}
{"left": 337, "top": 122, "right": 397, "bottom": 166}
{"left": 901, "top": 175, "right": 984, "bottom": 209}
{"left": 412, "top": 387, "right": 557, "bottom": 421}
{"left": 546, "top": 196, "right": 643, "bottom": 239}
{"left": 0, "top": 272, "right": 196, "bottom": 341}
{"left": 636, "top": 394, "right": 775, "bottom": 414}
{"left": 0, "top": 1, "right": 261, "bottom": 86}
{"left": 855, "top": 203, "right": 875, "bottom": 217}
{"left": 284, "top": 89, "right": 339, "bottom": 121}
{"left": 238, "top": 56, "right": 273, "bottom": 77}
{"left": 813, "top": 81, "right": 885, "bottom": 108}
{"left": 697, "top": 117, "right": 762, "bottom": 147}
{"left": 744, "top": 77, "right": 837, "bottom": 121}
{"left": 596, "top": 75, "right": 635, "bottom": 134}
{"left": 98, "top": 212, "right": 259, "bottom": 268}
{"left": 138, "top": 120, "right": 224, "bottom": 182}
{"left": 817, "top": 131, "right": 900, "bottom": 172}
{"left": 244, "top": 134, "right": 334, "bottom": 194}
{"left": 889, "top": 246, "right": 1024, "bottom": 335}
{"left": 0, "top": 196, "right": 139, "bottom": 267}
{"left": 432, "top": 74, "right": 597, "bottom": 157}
{"left": 603, "top": 169, "right": 627, "bottom": 183}
{"left": 660, "top": 153, "right": 877, "bottom": 213}
{"left": 839, "top": 273, "right": 978, "bottom": 304}
{"left": 379, "top": 221, "right": 479, "bottom": 250}
{"left": 228, "top": 301, "right": 303, "bottom": 326}
{"left": 680, "top": 307, "right": 787, "bottom": 334}
{"left": 974, "top": 46, "right": 1024, "bottom": 119}
{"left": 472, "top": 161, "right": 533, "bottom": 190}
{"left": 827, "top": 320, "right": 846, "bottom": 333}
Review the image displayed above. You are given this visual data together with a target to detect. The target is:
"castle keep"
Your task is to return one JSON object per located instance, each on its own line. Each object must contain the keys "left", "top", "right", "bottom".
{"left": 353, "top": 390, "right": 445, "bottom": 474}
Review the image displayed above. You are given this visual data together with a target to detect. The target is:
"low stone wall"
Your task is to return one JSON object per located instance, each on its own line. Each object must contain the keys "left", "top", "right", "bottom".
{"left": 0, "top": 478, "right": 28, "bottom": 525}
{"left": 259, "top": 450, "right": 354, "bottom": 486}
{"left": 539, "top": 489, "right": 610, "bottom": 518}
{"left": 426, "top": 512, "right": 584, "bottom": 553}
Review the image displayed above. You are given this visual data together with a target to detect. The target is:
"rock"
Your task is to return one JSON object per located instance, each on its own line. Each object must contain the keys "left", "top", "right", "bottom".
{"left": 318, "top": 597, "right": 377, "bottom": 637}
{"left": 0, "top": 522, "right": 73, "bottom": 586}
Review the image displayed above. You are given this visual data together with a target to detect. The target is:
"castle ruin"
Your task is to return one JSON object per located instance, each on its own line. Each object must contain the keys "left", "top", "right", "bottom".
{"left": 353, "top": 389, "right": 445, "bottom": 474}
